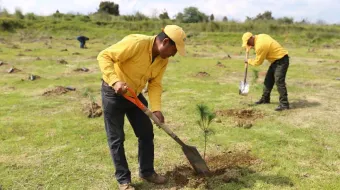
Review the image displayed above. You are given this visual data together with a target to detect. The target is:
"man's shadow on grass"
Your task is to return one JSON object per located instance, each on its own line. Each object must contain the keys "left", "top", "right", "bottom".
{"left": 209, "top": 167, "right": 294, "bottom": 190}
{"left": 289, "top": 99, "right": 321, "bottom": 109}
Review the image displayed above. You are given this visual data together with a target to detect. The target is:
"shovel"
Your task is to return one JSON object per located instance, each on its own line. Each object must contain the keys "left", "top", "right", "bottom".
{"left": 239, "top": 50, "right": 250, "bottom": 95}
{"left": 123, "top": 87, "right": 211, "bottom": 176}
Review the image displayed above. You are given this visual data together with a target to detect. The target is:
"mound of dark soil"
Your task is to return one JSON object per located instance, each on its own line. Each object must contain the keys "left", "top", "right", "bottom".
{"left": 7, "top": 67, "right": 21, "bottom": 73}
{"left": 57, "top": 59, "right": 68, "bottom": 64}
{"left": 165, "top": 151, "right": 259, "bottom": 189}
{"left": 0, "top": 61, "right": 7, "bottom": 66}
{"left": 83, "top": 102, "right": 102, "bottom": 118}
{"left": 195, "top": 71, "right": 210, "bottom": 77}
{"left": 215, "top": 109, "right": 264, "bottom": 128}
{"left": 43, "top": 86, "right": 74, "bottom": 96}
{"left": 28, "top": 74, "right": 41, "bottom": 81}
{"left": 74, "top": 67, "right": 89, "bottom": 72}
{"left": 216, "top": 61, "right": 226, "bottom": 68}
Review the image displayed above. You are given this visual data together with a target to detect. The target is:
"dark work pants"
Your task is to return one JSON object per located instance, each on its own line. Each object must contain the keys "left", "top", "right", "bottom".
{"left": 262, "top": 55, "right": 290, "bottom": 106}
{"left": 79, "top": 41, "right": 85, "bottom": 48}
{"left": 101, "top": 83, "right": 155, "bottom": 184}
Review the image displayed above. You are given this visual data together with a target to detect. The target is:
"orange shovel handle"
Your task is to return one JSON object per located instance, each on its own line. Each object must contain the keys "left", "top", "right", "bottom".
{"left": 122, "top": 87, "right": 146, "bottom": 110}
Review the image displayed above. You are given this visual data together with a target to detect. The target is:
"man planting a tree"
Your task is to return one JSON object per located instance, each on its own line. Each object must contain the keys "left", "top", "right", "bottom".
{"left": 97, "top": 25, "right": 186, "bottom": 190}
{"left": 242, "top": 32, "right": 290, "bottom": 111}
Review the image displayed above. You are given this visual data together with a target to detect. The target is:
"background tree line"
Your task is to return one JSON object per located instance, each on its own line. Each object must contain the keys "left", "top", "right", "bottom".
{"left": 0, "top": 1, "right": 327, "bottom": 25}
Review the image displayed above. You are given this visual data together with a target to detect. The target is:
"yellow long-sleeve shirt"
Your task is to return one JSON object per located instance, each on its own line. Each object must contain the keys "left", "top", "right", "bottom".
{"left": 248, "top": 34, "right": 288, "bottom": 66}
{"left": 97, "top": 34, "right": 168, "bottom": 112}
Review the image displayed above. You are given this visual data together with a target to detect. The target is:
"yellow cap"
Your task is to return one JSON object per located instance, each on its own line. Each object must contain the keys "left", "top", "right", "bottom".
{"left": 242, "top": 32, "right": 253, "bottom": 48}
{"left": 163, "top": 25, "right": 186, "bottom": 56}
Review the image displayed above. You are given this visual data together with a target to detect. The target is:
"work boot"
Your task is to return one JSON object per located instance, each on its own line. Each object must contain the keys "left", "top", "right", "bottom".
{"left": 118, "top": 183, "right": 135, "bottom": 190}
{"left": 275, "top": 105, "right": 289, "bottom": 111}
{"left": 141, "top": 172, "right": 168, "bottom": 184}
{"left": 255, "top": 98, "right": 270, "bottom": 105}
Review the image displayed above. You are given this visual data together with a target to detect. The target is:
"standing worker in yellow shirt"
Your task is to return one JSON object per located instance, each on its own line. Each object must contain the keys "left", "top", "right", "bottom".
{"left": 242, "top": 32, "right": 290, "bottom": 111}
{"left": 97, "top": 25, "right": 186, "bottom": 190}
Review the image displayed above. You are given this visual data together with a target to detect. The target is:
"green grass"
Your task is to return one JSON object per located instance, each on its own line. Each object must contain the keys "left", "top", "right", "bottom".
{"left": 1, "top": 22, "right": 340, "bottom": 190}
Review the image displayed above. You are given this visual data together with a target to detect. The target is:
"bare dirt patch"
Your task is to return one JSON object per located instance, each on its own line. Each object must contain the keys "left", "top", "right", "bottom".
{"left": 57, "top": 59, "right": 68, "bottom": 64}
{"left": 7, "top": 67, "right": 21, "bottom": 73}
{"left": 74, "top": 67, "right": 89, "bottom": 72}
{"left": 83, "top": 102, "right": 102, "bottom": 118}
{"left": 165, "top": 151, "right": 259, "bottom": 189}
{"left": 221, "top": 54, "right": 232, "bottom": 59}
{"left": 42, "top": 86, "right": 75, "bottom": 96}
{"left": 28, "top": 74, "right": 41, "bottom": 81}
{"left": 11, "top": 44, "right": 20, "bottom": 49}
{"left": 215, "top": 109, "right": 264, "bottom": 128}
{"left": 216, "top": 61, "right": 226, "bottom": 68}
{"left": 192, "top": 53, "right": 210, "bottom": 58}
{"left": 0, "top": 61, "right": 8, "bottom": 66}
{"left": 195, "top": 71, "right": 210, "bottom": 77}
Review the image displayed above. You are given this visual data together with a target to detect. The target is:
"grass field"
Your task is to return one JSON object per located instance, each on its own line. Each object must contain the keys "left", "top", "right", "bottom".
{"left": 1, "top": 24, "right": 340, "bottom": 190}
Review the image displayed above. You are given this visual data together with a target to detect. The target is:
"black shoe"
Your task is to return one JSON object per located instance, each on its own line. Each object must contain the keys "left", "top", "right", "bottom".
{"left": 275, "top": 105, "right": 289, "bottom": 111}
{"left": 255, "top": 98, "right": 270, "bottom": 105}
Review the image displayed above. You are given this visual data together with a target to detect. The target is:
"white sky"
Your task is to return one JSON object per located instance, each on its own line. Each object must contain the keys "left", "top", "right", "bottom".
{"left": 1, "top": 0, "right": 339, "bottom": 23}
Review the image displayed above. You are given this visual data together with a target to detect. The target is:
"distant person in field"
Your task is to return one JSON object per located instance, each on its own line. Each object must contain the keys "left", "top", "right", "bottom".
{"left": 97, "top": 25, "right": 186, "bottom": 190}
{"left": 242, "top": 32, "right": 290, "bottom": 111}
{"left": 77, "top": 36, "right": 89, "bottom": 48}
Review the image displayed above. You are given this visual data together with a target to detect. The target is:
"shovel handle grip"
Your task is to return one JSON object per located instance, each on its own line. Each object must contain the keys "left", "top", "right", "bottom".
{"left": 122, "top": 87, "right": 146, "bottom": 110}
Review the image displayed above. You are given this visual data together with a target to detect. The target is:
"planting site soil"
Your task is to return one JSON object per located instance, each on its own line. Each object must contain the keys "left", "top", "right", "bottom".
{"left": 6, "top": 67, "right": 21, "bottom": 73}
{"left": 215, "top": 109, "right": 264, "bottom": 128}
{"left": 42, "top": 86, "right": 75, "bottom": 96}
{"left": 195, "top": 71, "right": 210, "bottom": 77}
{"left": 83, "top": 102, "right": 102, "bottom": 118}
{"left": 165, "top": 151, "right": 259, "bottom": 189}
{"left": 216, "top": 61, "right": 226, "bottom": 68}
{"left": 73, "top": 67, "right": 89, "bottom": 72}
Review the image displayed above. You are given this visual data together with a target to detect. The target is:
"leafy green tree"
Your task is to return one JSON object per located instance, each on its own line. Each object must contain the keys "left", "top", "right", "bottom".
{"left": 277, "top": 17, "right": 294, "bottom": 24}
{"left": 254, "top": 11, "right": 274, "bottom": 20}
{"left": 196, "top": 104, "right": 215, "bottom": 160}
{"left": 175, "top": 12, "right": 184, "bottom": 22}
{"left": 98, "top": 1, "right": 119, "bottom": 16}
{"left": 26, "top": 12, "right": 37, "bottom": 20}
{"left": 134, "top": 11, "right": 149, "bottom": 20}
{"left": 222, "top": 16, "right": 228, "bottom": 22}
{"left": 182, "top": 7, "right": 208, "bottom": 23}
{"left": 15, "top": 8, "right": 24, "bottom": 19}
{"left": 0, "top": 8, "right": 11, "bottom": 17}
{"left": 210, "top": 14, "right": 214, "bottom": 21}
{"left": 159, "top": 11, "right": 169, "bottom": 20}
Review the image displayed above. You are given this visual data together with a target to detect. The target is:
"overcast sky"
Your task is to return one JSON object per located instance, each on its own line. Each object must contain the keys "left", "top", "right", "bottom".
{"left": 1, "top": 0, "right": 339, "bottom": 23}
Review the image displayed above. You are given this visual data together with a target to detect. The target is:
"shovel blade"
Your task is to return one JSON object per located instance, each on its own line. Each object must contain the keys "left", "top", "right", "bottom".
{"left": 239, "top": 81, "right": 249, "bottom": 95}
{"left": 182, "top": 145, "right": 210, "bottom": 176}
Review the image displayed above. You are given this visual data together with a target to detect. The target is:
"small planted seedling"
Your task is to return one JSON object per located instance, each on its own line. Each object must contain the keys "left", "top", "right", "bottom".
{"left": 196, "top": 103, "right": 215, "bottom": 160}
